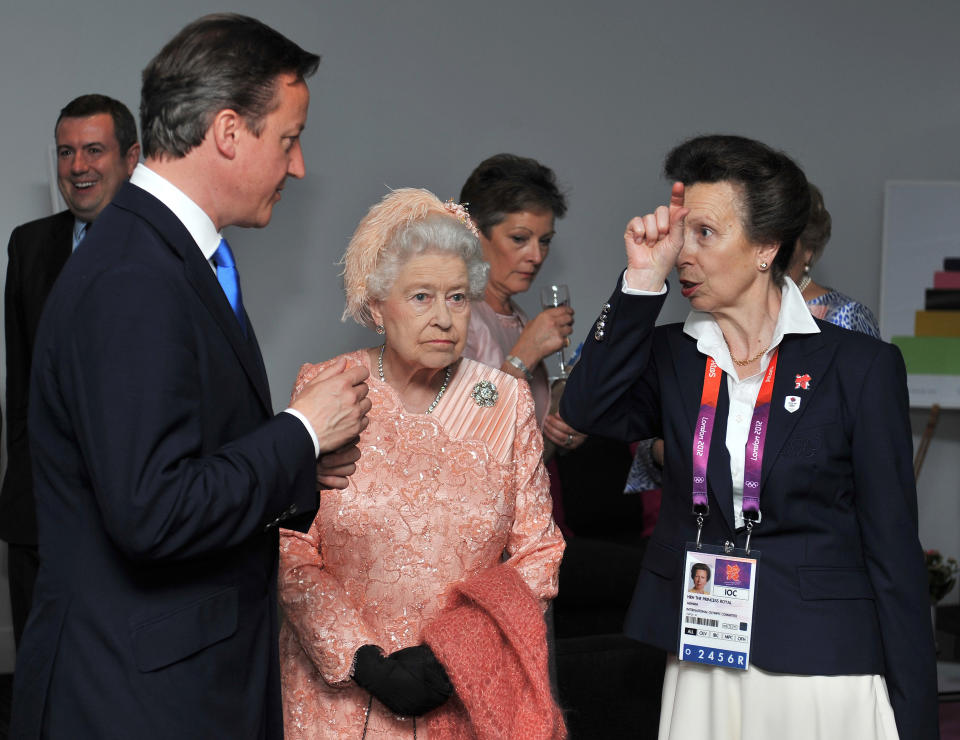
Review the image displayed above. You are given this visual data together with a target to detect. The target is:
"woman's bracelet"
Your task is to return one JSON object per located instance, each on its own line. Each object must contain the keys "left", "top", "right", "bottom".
{"left": 505, "top": 354, "right": 534, "bottom": 382}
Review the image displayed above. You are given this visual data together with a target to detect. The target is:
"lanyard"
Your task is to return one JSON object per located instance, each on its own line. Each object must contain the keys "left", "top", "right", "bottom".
{"left": 691, "top": 349, "right": 779, "bottom": 551}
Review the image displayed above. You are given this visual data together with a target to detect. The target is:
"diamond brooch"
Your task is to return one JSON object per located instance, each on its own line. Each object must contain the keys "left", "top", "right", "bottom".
{"left": 471, "top": 380, "right": 498, "bottom": 407}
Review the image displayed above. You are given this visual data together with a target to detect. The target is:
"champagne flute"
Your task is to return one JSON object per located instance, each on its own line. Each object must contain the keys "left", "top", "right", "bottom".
{"left": 540, "top": 284, "right": 570, "bottom": 378}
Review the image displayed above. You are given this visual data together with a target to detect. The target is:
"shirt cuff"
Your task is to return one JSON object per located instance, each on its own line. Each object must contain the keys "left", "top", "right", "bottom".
{"left": 621, "top": 273, "right": 668, "bottom": 296}
{"left": 283, "top": 408, "right": 320, "bottom": 458}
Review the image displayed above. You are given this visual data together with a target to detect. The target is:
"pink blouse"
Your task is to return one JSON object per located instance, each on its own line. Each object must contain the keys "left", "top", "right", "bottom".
{"left": 278, "top": 350, "right": 564, "bottom": 739}
{"left": 464, "top": 301, "right": 551, "bottom": 427}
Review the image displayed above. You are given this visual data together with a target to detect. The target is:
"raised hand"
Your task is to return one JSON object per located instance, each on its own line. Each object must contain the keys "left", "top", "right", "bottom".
{"left": 623, "top": 181, "right": 689, "bottom": 292}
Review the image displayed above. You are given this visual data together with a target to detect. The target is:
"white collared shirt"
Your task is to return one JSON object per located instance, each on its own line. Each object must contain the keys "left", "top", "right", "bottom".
{"left": 130, "top": 163, "right": 221, "bottom": 268}
{"left": 129, "top": 163, "right": 320, "bottom": 457}
{"left": 623, "top": 276, "right": 819, "bottom": 527}
{"left": 682, "top": 279, "right": 819, "bottom": 527}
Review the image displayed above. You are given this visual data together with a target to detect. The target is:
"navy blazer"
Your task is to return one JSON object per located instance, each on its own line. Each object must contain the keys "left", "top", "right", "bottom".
{"left": 11, "top": 182, "right": 319, "bottom": 739}
{"left": 0, "top": 210, "right": 73, "bottom": 546}
{"left": 560, "top": 276, "right": 938, "bottom": 739}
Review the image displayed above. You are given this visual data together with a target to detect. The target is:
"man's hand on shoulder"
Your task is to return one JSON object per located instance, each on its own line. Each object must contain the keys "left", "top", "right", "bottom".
{"left": 290, "top": 357, "right": 371, "bottom": 457}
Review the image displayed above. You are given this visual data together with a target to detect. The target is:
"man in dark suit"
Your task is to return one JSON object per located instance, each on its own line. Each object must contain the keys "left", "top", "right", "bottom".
{"left": 1, "top": 94, "right": 140, "bottom": 648}
{"left": 11, "top": 14, "right": 372, "bottom": 739}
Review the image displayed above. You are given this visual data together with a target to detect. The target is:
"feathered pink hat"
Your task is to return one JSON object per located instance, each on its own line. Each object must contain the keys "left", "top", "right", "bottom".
{"left": 341, "top": 188, "right": 479, "bottom": 327}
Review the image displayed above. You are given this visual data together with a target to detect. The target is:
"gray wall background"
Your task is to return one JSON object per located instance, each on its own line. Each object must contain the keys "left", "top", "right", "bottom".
{"left": 0, "top": 0, "right": 957, "bottom": 670}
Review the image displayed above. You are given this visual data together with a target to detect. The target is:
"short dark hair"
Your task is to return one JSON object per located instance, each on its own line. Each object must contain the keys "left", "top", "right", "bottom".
{"left": 56, "top": 94, "right": 139, "bottom": 156}
{"left": 798, "top": 183, "right": 832, "bottom": 265}
{"left": 458, "top": 153, "right": 568, "bottom": 237}
{"left": 691, "top": 563, "right": 711, "bottom": 581}
{"left": 140, "top": 13, "right": 321, "bottom": 159}
{"left": 664, "top": 135, "right": 810, "bottom": 285}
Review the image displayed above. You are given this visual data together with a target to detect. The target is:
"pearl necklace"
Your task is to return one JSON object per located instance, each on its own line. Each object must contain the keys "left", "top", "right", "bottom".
{"left": 378, "top": 344, "right": 451, "bottom": 414}
{"left": 797, "top": 274, "right": 812, "bottom": 293}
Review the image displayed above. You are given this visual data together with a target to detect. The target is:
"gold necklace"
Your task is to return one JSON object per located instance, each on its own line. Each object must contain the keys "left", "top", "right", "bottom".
{"left": 378, "top": 344, "right": 451, "bottom": 414}
{"left": 723, "top": 337, "right": 770, "bottom": 367}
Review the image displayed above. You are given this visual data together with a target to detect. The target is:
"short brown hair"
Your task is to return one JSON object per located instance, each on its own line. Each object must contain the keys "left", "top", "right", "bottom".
{"left": 798, "top": 184, "right": 832, "bottom": 264}
{"left": 459, "top": 153, "right": 567, "bottom": 237}
{"left": 140, "top": 13, "right": 320, "bottom": 159}
{"left": 57, "top": 94, "right": 138, "bottom": 156}
{"left": 664, "top": 135, "right": 810, "bottom": 285}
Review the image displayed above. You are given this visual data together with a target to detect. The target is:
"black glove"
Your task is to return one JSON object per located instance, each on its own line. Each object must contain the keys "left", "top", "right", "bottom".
{"left": 352, "top": 644, "right": 453, "bottom": 716}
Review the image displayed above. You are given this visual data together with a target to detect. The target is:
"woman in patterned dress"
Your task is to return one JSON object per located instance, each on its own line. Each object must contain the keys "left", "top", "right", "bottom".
{"left": 278, "top": 188, "right": 565, "bottom": 739}
{"left": 788, "top": 183, "right": 880, "bottom": 336}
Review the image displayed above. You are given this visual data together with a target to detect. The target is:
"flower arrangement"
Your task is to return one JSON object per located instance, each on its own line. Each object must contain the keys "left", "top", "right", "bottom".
{"left": 926, "top": 549, "right": 959, "bottom": 603}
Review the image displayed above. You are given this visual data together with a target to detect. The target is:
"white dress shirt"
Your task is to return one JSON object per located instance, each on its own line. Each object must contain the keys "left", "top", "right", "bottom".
{"left": 622, "top": 274, "right": 819, "bottom": 527}
{"left": 681, "top": 279, "right": 819, "bottom": 527}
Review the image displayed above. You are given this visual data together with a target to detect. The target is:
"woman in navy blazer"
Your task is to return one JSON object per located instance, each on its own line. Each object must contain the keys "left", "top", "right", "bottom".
{"left": 561, "top": 135, "right": 937, "bottom": 739}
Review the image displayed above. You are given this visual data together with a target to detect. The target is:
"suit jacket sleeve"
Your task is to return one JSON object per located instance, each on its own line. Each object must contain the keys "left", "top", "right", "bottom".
{"left": 47, "top": 261, "right": 316, "bottom": 561}
{"left": 561, "top": 274, "right": 666, "bottom": 443}
{"left": 850, "top": 342, "right": 939, "bottom": 738}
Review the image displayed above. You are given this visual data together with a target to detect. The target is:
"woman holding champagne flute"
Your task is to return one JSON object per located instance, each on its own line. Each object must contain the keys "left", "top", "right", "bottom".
{"left": 459, "top": 153, "right": 585, "bottom": 453}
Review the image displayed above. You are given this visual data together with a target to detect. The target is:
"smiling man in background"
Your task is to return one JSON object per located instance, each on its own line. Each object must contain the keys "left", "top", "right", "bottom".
{"left": 0, "top": 93, "right": 139, "bottom": 650}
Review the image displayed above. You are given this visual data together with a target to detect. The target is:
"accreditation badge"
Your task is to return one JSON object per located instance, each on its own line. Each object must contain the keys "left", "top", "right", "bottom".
{"left": 678, "top": 544, "right": 759, "bottom": 671}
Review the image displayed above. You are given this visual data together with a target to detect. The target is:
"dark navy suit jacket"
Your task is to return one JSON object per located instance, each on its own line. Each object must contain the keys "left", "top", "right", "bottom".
{"left": 0, "top": 210, "right": 73, "bottom": 546}
{"left": 561, "top": 276, "right": 938, "bottom": 739}
{"left": 11, "top": 182, "right": 319, "bottom": 739}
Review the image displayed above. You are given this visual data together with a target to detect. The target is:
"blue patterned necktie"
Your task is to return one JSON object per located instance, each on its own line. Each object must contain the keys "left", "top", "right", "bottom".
{"left": 212, "top": 238, "right": 247, "bottom": 336}
{"left": 73, "top": 221, "right": 89, "bottom": 251}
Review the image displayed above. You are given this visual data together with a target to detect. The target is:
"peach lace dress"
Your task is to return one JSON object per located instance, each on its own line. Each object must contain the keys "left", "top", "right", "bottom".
{"left": 279, "top": 350, "right": 564, "bottom": 739}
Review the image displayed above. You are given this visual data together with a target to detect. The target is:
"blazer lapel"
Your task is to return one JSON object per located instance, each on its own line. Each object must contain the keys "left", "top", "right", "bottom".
{"left": 760, "top": 330, "right": 837, "bottom": 489}
{"left": 113, "top": 183, "right": 273, "bottom": 415}
{"left": 183, "top": 254, "right": 273, "bottom": 414}
{"left": 244, "top": 318, "right": 273, "bottom": 409}
{"left": 668, "top": 332, "right": 737, "bottom": 534}
{"left": 50, "top": 211, "right": 74, "bottom": 264}
{"left": 667, "top": 331, "right": 702, "bottom": 437}
{"left": 39, "top": 211, "right": 74, "bottom": 286}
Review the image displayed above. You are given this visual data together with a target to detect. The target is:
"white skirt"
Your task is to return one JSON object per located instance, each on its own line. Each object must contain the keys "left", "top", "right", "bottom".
{"left": 658, "top": 655, "right": 900, "bottom": 740}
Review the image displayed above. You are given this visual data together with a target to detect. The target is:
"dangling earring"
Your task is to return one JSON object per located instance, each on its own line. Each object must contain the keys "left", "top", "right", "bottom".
{"left": 375, "top": 325, "right": 385, "bottom": 335}
{"left": 759, "top": 261, "right": 769, "bottom": 271}
{"left": 797, "top": 263, "right": 812, "bottom": 293}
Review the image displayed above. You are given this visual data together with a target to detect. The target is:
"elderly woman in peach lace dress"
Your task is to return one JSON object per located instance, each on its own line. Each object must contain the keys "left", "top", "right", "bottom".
{"left": 278, "top": 189, "right": 566, "bottom": 739}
